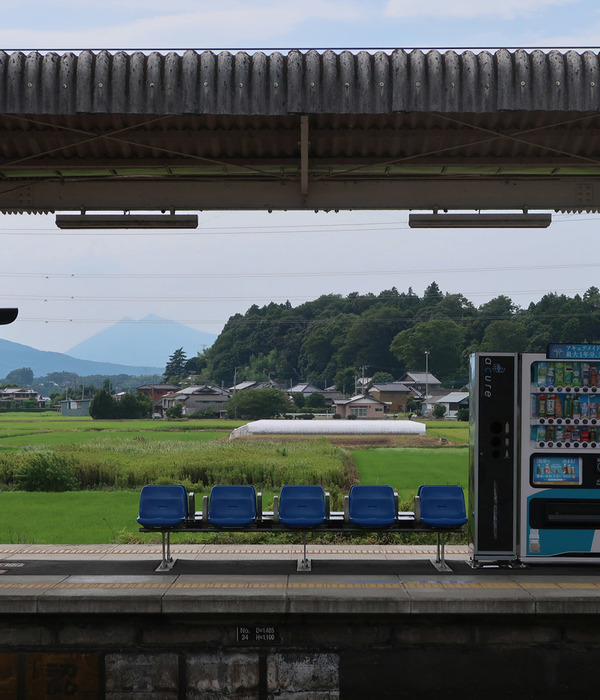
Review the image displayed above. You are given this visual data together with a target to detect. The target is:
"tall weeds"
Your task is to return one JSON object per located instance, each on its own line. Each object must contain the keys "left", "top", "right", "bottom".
{"left": 0, "top": 438, "right": 352, "bottom": 492}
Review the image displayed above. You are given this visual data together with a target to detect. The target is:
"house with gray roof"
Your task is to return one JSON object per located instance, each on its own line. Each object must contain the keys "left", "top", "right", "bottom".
{"left": 161, "top": 385, "right": 230, "bottom": 417}
{"left": 429, "top": 392, "right": 469, "bottom": 419}
{"left": 333, "top": 393, "right": 391, "bottom": 419}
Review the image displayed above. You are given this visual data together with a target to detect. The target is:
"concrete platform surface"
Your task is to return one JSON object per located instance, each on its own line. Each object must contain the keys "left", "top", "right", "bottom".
{"left": 0, "top": 544, "right": 599, "bottom": 615}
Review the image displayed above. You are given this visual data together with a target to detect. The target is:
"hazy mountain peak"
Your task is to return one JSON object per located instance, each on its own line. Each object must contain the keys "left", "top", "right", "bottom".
{"left": 66, "top": 316, "right": 217, "bottom": 368}
{"left": 0, "top": 338, "right": 161, "bottom": 378}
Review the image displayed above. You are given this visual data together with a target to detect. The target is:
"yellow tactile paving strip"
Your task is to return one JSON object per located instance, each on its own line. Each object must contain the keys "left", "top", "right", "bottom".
{"left": 0, "top": 545, "right": 470, "bottom": 555}
{"left": 55, "top": 582, "right": 169, "bottom": 589}
{"left": 0, "top": 580, "right": 593, "bottom": 591}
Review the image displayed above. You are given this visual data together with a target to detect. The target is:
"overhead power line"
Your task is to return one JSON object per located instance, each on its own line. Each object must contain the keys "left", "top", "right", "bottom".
{"left": 14, "top": 309, "right": 600, "bottom": 326}
{"left": 1, "top": 262, "right": 600, "bottom": 280}
{"left": 0, "top": 287, "right": 593, "bottom": 303}
{"left": 0, "top": 211, "right": 592, "bottom": 236}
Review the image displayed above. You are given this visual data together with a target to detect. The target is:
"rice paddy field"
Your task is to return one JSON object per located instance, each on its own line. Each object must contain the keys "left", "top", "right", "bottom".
{"left": 0, "top": 413, "right": 468, "bottom": 544}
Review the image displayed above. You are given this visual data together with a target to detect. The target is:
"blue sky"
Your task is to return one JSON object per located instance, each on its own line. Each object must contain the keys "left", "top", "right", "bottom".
{"left": 1, "top": 1, "right": 600, "bottom": 360}
{"left": 0, "top": 1, "right": 597, "bottom": 50}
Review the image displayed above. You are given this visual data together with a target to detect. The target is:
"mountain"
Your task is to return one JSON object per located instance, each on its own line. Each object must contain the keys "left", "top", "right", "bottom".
{"left": 0, "top": 338, "right": 162, "bottom": 378}
{"left": 66, "top": 314, "right": 217, "bottom": 369}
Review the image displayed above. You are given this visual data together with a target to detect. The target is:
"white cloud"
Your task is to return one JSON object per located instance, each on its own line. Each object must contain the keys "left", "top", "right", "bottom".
{"left": 384, "top": 0, "right": 578, "bottom": 20}
{"left": 0, "top": 1, "right": 364, "bottom": 49}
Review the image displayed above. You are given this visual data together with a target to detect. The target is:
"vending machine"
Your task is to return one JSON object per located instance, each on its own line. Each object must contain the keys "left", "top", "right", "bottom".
{"left": 520, "top": 346, "right": 600, "bottom": 563}
{"left": 470, "top": 345, "right": 600, "bottom": 566}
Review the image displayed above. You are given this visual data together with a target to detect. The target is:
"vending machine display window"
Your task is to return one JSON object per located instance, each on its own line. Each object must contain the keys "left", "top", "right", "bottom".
{"left": 531, "top": 455, "right": 583, "bottom": 487}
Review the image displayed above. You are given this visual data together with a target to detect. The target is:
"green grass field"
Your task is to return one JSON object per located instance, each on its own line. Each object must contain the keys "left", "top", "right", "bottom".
{"left": 0, "top": 491, "right": 141, "bottom": 544}
{"left": 353, "top": 447, "right": 468, "bottom": 502}
{"left": 416, "top": 421, "right": 469, "bottom": 445}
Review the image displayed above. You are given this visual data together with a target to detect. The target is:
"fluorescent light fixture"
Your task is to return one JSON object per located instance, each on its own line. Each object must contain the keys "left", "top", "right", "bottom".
{"left": 55, "top": 214, "right": 198, "bottom": 229}
{"left": 409, "top": 213, "right": 552, "bottom": 229}
{"left": 0, "top": 308, "right": 18, "bottom": 325}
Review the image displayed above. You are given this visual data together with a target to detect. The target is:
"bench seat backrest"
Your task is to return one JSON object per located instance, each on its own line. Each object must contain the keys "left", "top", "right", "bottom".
{"left": 278, "top": 485, "right": 326, "bottom": 527}
{"left": 208, "top": 485, "right": 257, "bottom": 527}
{"left": 348, "top": 484, "right": 397, "bottom": 527}
{"left": 418, "top": 485, "right": 467, "bottom": 528}
{"left": 137, "top": 484, "right": 188, "bottom": 528}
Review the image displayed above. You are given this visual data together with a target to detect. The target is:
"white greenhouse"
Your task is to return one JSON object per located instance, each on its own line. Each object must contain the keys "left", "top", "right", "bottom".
{"left": 229, "top": 419, "right": 426, "bottom": 439}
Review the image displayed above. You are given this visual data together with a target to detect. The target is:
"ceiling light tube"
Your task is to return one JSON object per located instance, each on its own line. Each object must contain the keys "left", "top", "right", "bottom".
{"left": 55, "top": 214, "right": 198, "bottom": 229}
{"left": 409, "top": 213, "right": 551, "bottom": 228}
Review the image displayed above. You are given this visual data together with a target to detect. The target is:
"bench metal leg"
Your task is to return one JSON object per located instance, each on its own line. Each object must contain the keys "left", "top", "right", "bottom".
{"left": 430, "top": 531, "right": 452, "bottom": 572}
{"left": 297, "top": 532, "right": 311, "bottom": 572}
{"left": 156, "top": 531, "right": 176, "bottom": 572}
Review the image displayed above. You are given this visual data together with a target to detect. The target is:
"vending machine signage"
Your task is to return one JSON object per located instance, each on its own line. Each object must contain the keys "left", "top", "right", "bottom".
{"left": 547, "top": 344, "right": 600, "bottom": 360}
{"left": 469, "top": 353, "right": 518, "bottom": 562}
{"left": 531, "top": 456, "right": 582, "bottom": 486}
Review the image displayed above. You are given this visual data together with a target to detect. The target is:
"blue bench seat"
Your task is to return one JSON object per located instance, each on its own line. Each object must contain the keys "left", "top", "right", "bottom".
{"left": 208, "top": 485, "right": 258, "bottom": 527}
{"left": 347, "top": 484, "right": 398, "bottom": 527}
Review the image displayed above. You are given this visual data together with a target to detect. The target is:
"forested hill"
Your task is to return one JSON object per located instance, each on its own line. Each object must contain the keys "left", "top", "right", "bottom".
{"left": 201, "top": 284, "right": 600, "bottom": 387}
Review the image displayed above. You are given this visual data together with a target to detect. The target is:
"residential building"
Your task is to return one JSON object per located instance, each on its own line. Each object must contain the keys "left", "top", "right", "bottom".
{"left": 430, "top": 392, "right": 469, "bottom": 419}
{"left": 229, "top": 379, "right": 283, "bottom": 392}
{"left": 369, "top": 382, "right": 411, "bottom": 413}
{"left": 333, "top": 393, "right": 391, "bottom": 419}
{"left": 0, "top": 387, "right": 46, "bottom": 408}
{"left": 161, "top": 385, "right": 230, "bottom": 416}
{"left": 399, "top": 372, "right": 442, "bottom": 400}
{"left": 137, "top": 384, "right": 180, "bottom": 400}
{"left": 289, "top": 383, "right": 322, "bottom": 396}
{"left": 321, "top": 386, "right": 344, "bottom": 406}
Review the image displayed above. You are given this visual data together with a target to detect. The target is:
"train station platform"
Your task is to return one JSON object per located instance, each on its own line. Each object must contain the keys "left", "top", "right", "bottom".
{"left": 1, "top": 543, "right": 600, "bottom": 698}
{"left": 0, "top": 542, "right": 600, "bottom": 616}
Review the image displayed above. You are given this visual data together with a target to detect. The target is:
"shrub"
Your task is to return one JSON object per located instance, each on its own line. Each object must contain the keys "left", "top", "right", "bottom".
{"left": 16, "top": 452, "right": 78, "bottom": 492}
{"left": 188, "top": 409, "right": 220, "bottom": 419}
{"left": 166, "top": 404, "right": 184, "bottom": 419}
{"left": 432, "top": 404, "right": 447, "bottom": 419}
{"left": 457, "top": 407, "right": 469, "bottom": 422}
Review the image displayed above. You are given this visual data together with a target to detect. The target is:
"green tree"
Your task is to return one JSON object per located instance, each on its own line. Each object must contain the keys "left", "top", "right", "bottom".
{"left": 291, "top": 392, "right": 306, "bottom": 409}
{"left": 371, "top": 371, "right": 394, "bottom": 384}
{"left": 184, "top": 352, "right": 207, "bottom": 375}
{"left": 306, "top": 392, "right": 327, "bottom": 409}
{"left": 89, "top": 389, "right": 116, "bottom": 419}
{"left": 117, "top": 393, "right": 152, "bottom": 419}
{"left": 226, "top": 388, "right": 290, "bottom": 420}
{"left": 390, "top": 319, "right": 466, "bottom": 381}
{"left": 164, "top": 348, "right": 187, "bottom": 381}
{"left": 479, "top": 320, "right": 528, "bottom": 352}
{"left": 432, "top": 403, "right": 447, "bottom": 419}
{"left": 5, "top": 367, "right": 34, "bottom": 386}
{"left": 334, "top": 367, "right": 357, "bottom": 394}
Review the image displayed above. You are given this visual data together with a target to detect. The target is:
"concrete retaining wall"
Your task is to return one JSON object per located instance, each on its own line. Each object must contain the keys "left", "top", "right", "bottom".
{"left": 2, "top": 612, "right": 600, "bottom": 698}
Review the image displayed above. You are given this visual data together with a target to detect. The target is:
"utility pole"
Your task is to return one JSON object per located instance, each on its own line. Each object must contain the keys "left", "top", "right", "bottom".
{"left": 233, "top": 367, "right": 238, "bottom": 420}
{"left": 424, "top": 351, "right": 430, "bottom": 417}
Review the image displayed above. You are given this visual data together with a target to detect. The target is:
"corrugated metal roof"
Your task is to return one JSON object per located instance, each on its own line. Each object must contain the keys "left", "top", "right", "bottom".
{"left": 371, "top": 383, "right": 411, "bottom": 392}
{"left": 435, "top": 392, "right": 469, "bottom": 404}
{"left": 1, "top": 48, "right": 599, "bottom": 115}
{"left": 2, "top": 48, "right": 600, "bottom": 213}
